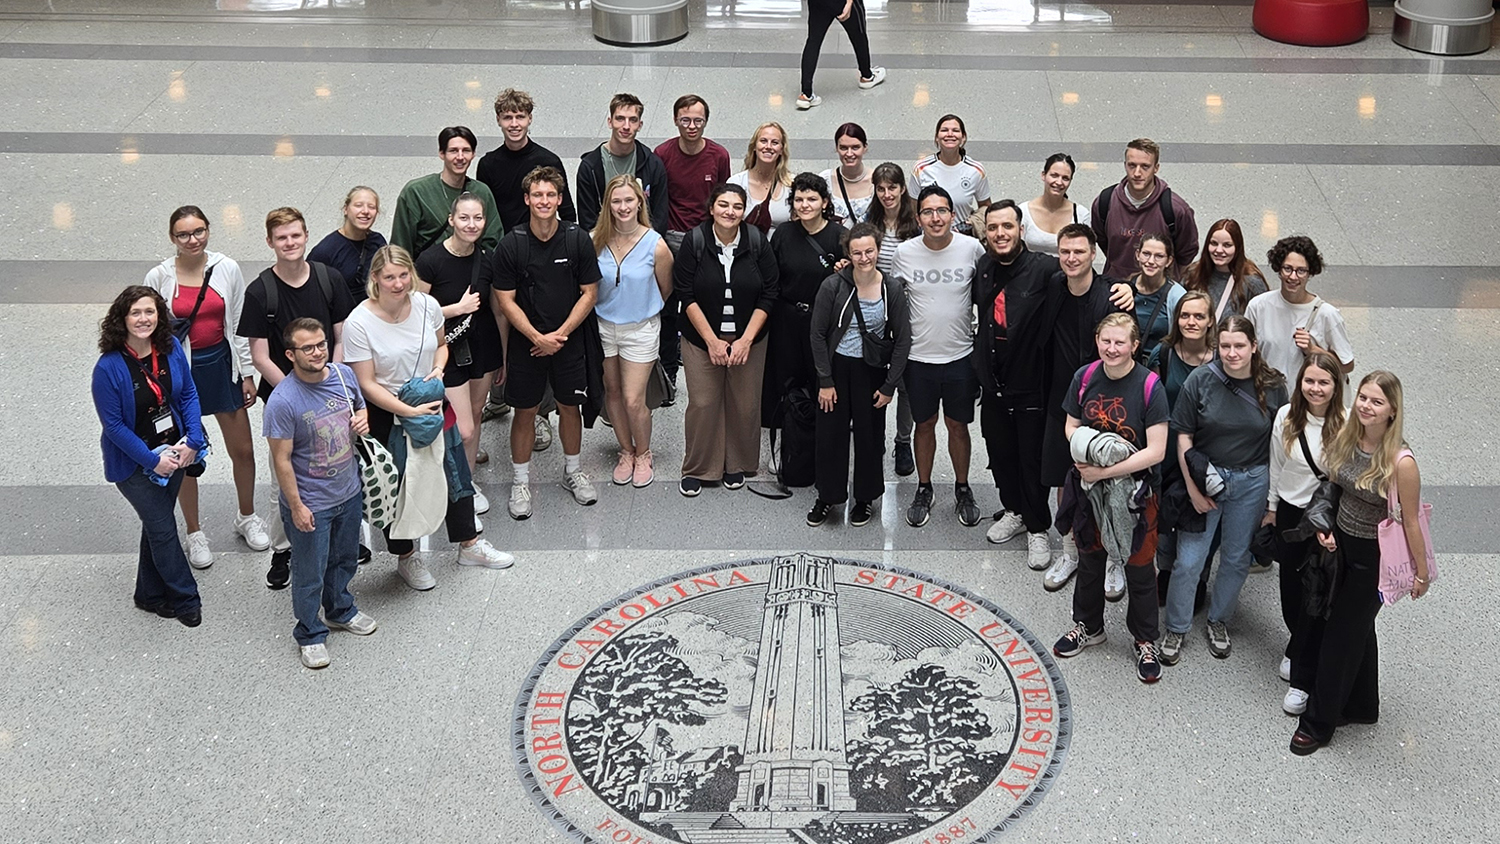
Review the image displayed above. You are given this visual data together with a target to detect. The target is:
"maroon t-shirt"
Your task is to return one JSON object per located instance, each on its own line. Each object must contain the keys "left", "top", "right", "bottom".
{"left": 654, "top": 138, "right": 731, "bottom": 233}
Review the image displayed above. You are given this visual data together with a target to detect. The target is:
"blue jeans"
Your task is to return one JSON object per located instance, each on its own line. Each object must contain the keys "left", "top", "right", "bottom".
{"left": 281, "top": 492, "right": 363, "bottom": 646}
{"left": 116, "top": 470, "right": 201, "bottom": 614}
{"left": 1163, "top": 464, "right": 1268, "bottom": 634}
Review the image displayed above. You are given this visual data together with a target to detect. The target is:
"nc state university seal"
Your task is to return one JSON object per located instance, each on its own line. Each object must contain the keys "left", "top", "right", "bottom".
{"left": 514, "top": 555, "right": 1070, "bottom": 843}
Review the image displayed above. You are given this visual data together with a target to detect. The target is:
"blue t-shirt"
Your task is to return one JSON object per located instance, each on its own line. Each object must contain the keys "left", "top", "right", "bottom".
{"left": 263, "top": 363, "right": 365, "bottom": 512}
{"left": 836, "top": 296, "right": 886, "bottom": 359}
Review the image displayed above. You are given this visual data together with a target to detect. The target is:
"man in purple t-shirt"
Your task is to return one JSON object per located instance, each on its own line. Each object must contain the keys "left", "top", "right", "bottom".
{"left": 264, "top": 318, "right": 375, "bottom": 670}
{"left": 653, "top": 94, "right": 731, "bottom": 385}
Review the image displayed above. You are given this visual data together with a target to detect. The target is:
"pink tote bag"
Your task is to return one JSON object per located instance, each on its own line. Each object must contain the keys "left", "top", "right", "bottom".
{"left": 1377, "top": 449, "right": 1436, "bottom": 606}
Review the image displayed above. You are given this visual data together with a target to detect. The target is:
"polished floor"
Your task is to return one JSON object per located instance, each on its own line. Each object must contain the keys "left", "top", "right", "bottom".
{"left": 1, "top": 1, "right": 1497, "bottom": 842}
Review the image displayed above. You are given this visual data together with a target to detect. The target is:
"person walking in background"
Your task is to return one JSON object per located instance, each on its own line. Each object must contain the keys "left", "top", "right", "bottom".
{"left": 798, "top": 0, "right": 885, "bottom": 110}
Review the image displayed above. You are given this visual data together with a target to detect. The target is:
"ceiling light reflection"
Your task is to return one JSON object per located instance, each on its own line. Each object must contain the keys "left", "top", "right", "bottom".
{"left": 52, "top": 203, "right": 74, "bottom": 231}
{"left": 1261, "top": 210, "right": 1279, "bottom": 239}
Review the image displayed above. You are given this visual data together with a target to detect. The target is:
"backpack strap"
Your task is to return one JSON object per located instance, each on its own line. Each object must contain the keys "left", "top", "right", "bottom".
{"left": 311, "top": 261, "right": 333, "bottom": 303}
{"left": 1093, "top": 185, "right": 1115, "bottom": 251}
{"left": 1158, "top": 186, "right": 1177, "bottom": 240}
{"left": 1142, "top": 369, "right": 1161, "bottom": 406}
{"left": 257, "top": 268, "right": 280, "bottom": 323}
{"left": 1207, "top": 360, "right": 1264, "bottom": 414}
{"left": 1077, "top": 359, "right": 1104, "bottom": 404}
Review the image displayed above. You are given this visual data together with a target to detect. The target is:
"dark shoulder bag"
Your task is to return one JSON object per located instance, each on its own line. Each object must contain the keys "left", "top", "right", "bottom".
{"left": 850, "top": 286, "right": 894, "bottom": 368}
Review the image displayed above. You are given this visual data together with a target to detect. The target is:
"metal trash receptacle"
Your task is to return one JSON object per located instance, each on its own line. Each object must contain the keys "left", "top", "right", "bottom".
{"left": 592, "top": 0, "right": 689, "bottom": 47}
{"left": 1393, "top": 0, "right": 1493, "bottom": 55}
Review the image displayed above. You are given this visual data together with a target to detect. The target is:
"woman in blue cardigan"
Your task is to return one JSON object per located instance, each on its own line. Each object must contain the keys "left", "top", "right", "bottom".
{"left": 92, "top": 286, "right": 209, "bottom": 627}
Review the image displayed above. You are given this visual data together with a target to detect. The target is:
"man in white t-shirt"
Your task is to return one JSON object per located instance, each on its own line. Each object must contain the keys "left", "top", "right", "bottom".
{"left": 892, "top": 185, "right": 988, "bottom": 529}
{"left": 1243, "top": 235, "right": 1354, "bottom": 380}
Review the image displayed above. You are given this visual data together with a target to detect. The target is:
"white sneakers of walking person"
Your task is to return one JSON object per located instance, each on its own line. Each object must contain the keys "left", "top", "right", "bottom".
{"left": 800, "top": 66, "right": 887, "bottom": 109}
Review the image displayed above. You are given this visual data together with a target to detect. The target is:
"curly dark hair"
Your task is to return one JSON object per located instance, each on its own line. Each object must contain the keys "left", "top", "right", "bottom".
{"left": 787, "top": 171, "right": 836, "bottom": 221}
{"left": 1266, "top": 235, "right": 1324, "bottom": 276}
{"left": 100, "top": 285, "right": 174, "bottom": 355}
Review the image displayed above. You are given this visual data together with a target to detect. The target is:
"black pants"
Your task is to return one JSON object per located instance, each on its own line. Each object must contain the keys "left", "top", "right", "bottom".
{"left": 815, "top": 354, "right": 887, "bottom": 505}
{"left": 367, "top": 403, "right": 477, "bottom": 556}
{"left": 980, "top": 392, "right": 1050, "bottom": 534}
{"left": 1274, "top": 500, "right": 1311, "bottom": 659}
{"left": 1297, "top": 529, "right": 1382, "bottom": 742}
{"left": 801, "top": 0, "right": 874, "bottom": 97}
{"left": 1073, "top": 496, "right": 1160, "bottom": 643}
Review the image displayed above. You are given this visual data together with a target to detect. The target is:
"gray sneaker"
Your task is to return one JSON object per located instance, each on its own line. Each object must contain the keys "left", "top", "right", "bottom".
{"left": 299, "top": 643, "right": 330, "bottom": 669}
{"left": 562, "top": 470, "right": 598, "bottom": 506}
{"left": 326, "top": 610, "right": 378, "bottom": 636}
{"left": 1206, "top": 621, "right": 1232, "bottom": 658}
{"left": 509, "top": 483, "right": 532, "bottom": 520}
{"left": 1159, "top": 631, "right": 1184, "bottom": 665}
{"left": 533, "top": 415, "right": 553, "bottom": 451}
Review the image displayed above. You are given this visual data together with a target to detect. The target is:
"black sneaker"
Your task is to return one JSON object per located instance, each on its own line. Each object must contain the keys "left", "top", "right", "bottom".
{"left": 1052, "top": 621, "right": 1106, "bottom": 658}
{"left": 357, "top": 543, "right": 372, "bottom": 565}
{"left": 679, "top": 477, "right": 702, "bottom": 497}
{"left": 894, "top": 441, "right": 915, "bottom": 477}
{"left": 723, "top": 472, "right": 745, "bottom": 490}
{"left": 954, "top": 484, "right": 981, "bottom": 527}
{"left": 907, "top": 485, "right": 934, "bottom": 527}
{"left": 806, "top": 499, "right": 832, "bottom": 527}
{"left": 849, "top": 501, "right": 874, "bottom": 527}
{"left": 266, "top": 549, "right": 291, "bottom": 590}
{"left": 1135, "top": 640, "right": 1162, "bottom": 684}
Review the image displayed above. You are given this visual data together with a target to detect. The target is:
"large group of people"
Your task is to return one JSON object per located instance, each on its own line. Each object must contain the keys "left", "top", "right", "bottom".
{"left": 93, "top": 88, "right": 1432, "bottom": 757}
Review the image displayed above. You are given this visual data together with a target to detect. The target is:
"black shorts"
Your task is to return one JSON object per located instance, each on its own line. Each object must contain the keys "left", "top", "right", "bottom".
{"left": 504, "top": 335, "right": 587, "bottom": 409}
{"left": 904, "top": 356, "right": 979, "bottom": 425}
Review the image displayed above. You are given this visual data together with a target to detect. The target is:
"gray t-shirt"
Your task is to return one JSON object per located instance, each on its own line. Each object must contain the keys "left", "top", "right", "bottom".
{"left": 1170, "top": 363, "right": 1288, "bottom": 469}
{"left": 263, "top": 363, "right": 365, "bottom": 513}
{"left": 892, "top": 233, "right": 985, "bottom": 364}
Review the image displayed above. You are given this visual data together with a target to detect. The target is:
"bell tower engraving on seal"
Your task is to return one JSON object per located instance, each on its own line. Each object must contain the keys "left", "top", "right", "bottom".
{"left": 733, "top": 553, "right": 855, "bottom": 812}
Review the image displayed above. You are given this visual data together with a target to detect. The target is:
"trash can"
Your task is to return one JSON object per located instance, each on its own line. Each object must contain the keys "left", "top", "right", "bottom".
{"left": 592, "top": 0, "right": 689, "bottom": 47}
{"left": 1393, "top": 0, "right": 1494, "bottom": 55}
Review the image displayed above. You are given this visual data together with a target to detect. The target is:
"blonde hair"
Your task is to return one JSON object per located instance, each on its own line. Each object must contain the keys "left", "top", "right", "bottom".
{"left": 742, "top": 122, "right": 793, "bottom": 187}
{"left": 366, "top": 245, "right": 421, "bottom": 301}
{"left": 591, "top": 174, "right": 652, "bottom": 254}
{"left": 343, "top": 185, "right": 379, "bottom": 210}
{"left": 1323, "top": 370, "right": 1407, "bottom": 494}
{"left": 1095, "top": 312, "right": 1140, "bottom": 345}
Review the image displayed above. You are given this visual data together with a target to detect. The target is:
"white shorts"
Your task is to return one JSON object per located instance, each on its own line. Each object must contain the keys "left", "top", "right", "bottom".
{"left": 598, "top": 315, "right": 661, "bottom": 364}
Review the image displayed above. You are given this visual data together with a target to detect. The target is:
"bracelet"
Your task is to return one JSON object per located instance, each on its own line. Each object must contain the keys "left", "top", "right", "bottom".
{"left": 1415, "top": 577, "right": 1429, "bottom": 585}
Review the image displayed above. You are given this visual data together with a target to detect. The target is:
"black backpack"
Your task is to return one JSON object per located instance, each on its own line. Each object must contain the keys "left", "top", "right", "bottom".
{"left": 259, "top": 262, "right": 333, "bottom": 324}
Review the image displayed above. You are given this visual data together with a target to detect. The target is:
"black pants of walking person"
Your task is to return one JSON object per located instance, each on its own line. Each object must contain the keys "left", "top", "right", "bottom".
{"left": 367, "top": 403, "right": 477, "bottom": 556}
{"left": 1297, "top": 529, "right": 1382, "bottom": 743}
{"left": 980, "top": 392, "right": 1051, "bottom": 533}
{"left": 1073, "top": 496, "right": 1160, "bottom": 642}
{"left": 802, "top": 0, "right": 874, "bottom": 97}
{"left": 1273, "top": 500, "right": 1312, "bottom": 660}
{"left": 815, "top": 354, "right": 888, "bottom": 505}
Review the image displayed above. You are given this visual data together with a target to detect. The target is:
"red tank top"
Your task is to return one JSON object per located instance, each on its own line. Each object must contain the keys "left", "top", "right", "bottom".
{"left": 172, "top": 283, "right": 226, "bottom": 349}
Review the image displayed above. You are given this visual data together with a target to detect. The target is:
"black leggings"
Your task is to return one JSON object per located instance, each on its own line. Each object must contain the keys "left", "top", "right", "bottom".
{"left": 801, "top": 0, "right": 874, "bottom": 97}
{"left": 814, "top": 354, "right": 887, "bottom": 505}
{"left": 1297, "top": 529, "right": 1382, "bottom": 742}
{"left": 367, "top": 403, "right": 477, "bottom": 556}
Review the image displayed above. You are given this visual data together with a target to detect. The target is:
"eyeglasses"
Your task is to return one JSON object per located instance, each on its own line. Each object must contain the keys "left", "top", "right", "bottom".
{"left": 1280, "top": 266, "right": 1310, "bottom": 278}
{"left": 677, "top": 117, "right": 707, "bottom": 128}
{"left": 917, "top": 208, "right": 953, "bottom": 218}
{"left": 293, "top": 340, "right": 328, "bottom": 354}
{"left": 172, "top": 227, "right": 209, "bottom": 242}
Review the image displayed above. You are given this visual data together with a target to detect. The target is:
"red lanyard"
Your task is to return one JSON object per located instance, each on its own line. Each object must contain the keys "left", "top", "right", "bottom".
{"left": 126, "top": 345, "right": 165, "bottom": 406}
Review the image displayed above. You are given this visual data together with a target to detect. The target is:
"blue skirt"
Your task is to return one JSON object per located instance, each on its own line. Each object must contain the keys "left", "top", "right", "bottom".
{"left": 190, "top": 339, "right": 242, "bottom": 416}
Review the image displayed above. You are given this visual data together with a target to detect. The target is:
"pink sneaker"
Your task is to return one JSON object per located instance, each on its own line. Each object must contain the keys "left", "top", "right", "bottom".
{"left": 632, "top": 450, "right": 655, "bottom": 488}
{"left": 612, "top": 450, "right": 635, "bottom": 485}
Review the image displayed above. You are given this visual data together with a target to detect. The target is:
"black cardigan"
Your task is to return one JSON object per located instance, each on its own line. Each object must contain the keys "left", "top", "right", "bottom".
{"left": 809, "top": 267, "right": 912, "bottom": 397}
{"left": 674, "top": 221, "right": 780, "bottom": 349}
{"left": 972, "top": 246, "right": 1061, "bottom": 400}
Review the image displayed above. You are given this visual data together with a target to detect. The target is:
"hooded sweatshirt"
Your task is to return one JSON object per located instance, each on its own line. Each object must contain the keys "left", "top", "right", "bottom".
{"left": 1090, "top": 176, "right": 1199, "bottom": 280}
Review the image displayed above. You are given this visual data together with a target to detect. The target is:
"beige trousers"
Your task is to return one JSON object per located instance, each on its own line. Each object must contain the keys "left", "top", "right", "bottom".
{"left": 680, "top": 339, "right": 766, "bottom": 481}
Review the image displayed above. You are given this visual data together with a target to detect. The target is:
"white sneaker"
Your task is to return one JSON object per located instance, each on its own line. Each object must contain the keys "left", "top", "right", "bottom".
{"left": 1026, "top": 533, "right": 1052, "bottom": 571}
{"left": 858, "top": 66, "right": 887, "bottom": 89}
{"left": 1061, "top": 532, "right": 1077, "bottom": 562}
{"left": 473, "top": 488, "right": 490, "bottom": 515}
{"left": 458, "top": 539, "right": 515, "bottom": 570}
{"left": 474, "top": 513, "right": 484, "bottom": 535}
{"left": 533, "top": 415, "right": 553, "bottom": 451}
{"left": 234, "top": 512, "right": 272, "bottom": 551}
{"left": 185, "top": 530, "right": 213, "bottom": 570}
{"left": 509, "top": 483, "right": 532, "bottom": 520}
{"left": 1279, "top": 655, "right": 1292, "bottom": 682}
{"left": 986, "top": 511, "right": 1025, "bottom": 545}
{"left": 1104, "top": 561, "right": 1126, "bottom": 602}
{"left": 1283, "top": 687, "right": 1309, "bottom": 715}
{"left": 796, "top": 93, "right": 821, "bottom": 110}
{"left": 562, "top": 470, "right": 598, "bottom": 506}
{"left": 1043, "top": 550, "right": 1079, "bottom": 592}
{"left": 299, "top": 643, "right": 330, "bottom": 669}
{"left": 326, "top": 610, "right": 378, "bottom": 636}
{"left": 396, "top": 554, "right": 436, "bottom": 591}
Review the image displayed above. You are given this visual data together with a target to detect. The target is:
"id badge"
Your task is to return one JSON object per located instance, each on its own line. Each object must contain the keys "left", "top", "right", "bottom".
{"left": 153, "top": 408, "right": 173, "bottom": 434}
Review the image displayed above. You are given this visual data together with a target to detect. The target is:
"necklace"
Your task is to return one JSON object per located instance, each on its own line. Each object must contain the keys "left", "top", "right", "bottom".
{"left": 840, "top": 165, "right": 869, "bottom": 183}
{"left": 614, "top": 223, "right": 642, "bottom": 238}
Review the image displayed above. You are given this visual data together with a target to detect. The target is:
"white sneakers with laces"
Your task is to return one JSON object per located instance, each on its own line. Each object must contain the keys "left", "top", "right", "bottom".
{"left": 458, "top": 539, "right": 515, "bottom": 570}
{"left": 1104, "top": 560, "right": 1127, "bottom": 601}
{"left": 234, "top": 512, "right": 272, "bottom": 551}
{"left": 1026, "top": 533, "right": 1052, "bottom": 571}
{"left": 986, "top": 511, "right": 1025, "bottom": 545}
{"left": 563, "top": 471, "right": 598, "bottom": 506}
{"left": 397, "top": 554, "right": 436, "bottom": 591}
{"left": 185, "top": 531, "right": 213, "bottom": 569}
